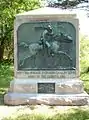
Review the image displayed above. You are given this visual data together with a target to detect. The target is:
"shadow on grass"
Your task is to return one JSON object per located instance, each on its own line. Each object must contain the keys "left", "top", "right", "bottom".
{"left": 2, "top": 108, "right": 89, "bottom": 120}
{"left": 53, "top": 108, "right": 89, "bottom": 120}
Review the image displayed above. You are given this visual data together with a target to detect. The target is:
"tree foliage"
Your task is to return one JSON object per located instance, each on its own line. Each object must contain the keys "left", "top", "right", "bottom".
{"left": 0, "top": 0, "right": 40, "bottom": 60}
{"left": 80, "top": 36, "right": 89, "bottom": 74}
{"left": 47, "top": 0, "right": 89, "bottom": 8}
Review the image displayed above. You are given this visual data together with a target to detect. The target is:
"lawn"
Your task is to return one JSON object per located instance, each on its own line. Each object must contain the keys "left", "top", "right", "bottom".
{"left": 0, "top": 60, "right": 14, "bottom": 105}
{"left": 1, "top": 105, "right": 89, "bottom": 120}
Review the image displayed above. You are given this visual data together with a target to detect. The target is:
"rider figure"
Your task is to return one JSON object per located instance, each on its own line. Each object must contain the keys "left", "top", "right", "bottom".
{"left": 40, "top": 25, "right": 54, "bottom": 55}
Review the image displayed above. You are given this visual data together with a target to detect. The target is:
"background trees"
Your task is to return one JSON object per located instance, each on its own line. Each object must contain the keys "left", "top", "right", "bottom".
{"left": 46, "top": 0, "right": 88, "bottom": 8}
{"left": 0, "top": 0, "right": 40, "bottom": 61}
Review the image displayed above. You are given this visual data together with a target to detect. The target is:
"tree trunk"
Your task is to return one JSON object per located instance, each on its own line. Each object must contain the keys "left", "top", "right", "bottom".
{"left": 0, "top": 45, "right": 4, "bottom": 61}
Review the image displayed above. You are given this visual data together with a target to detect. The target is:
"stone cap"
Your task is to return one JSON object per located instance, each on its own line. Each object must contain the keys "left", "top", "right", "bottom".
{"left": 16, "top": 7, "right": 76, "bottom": 18}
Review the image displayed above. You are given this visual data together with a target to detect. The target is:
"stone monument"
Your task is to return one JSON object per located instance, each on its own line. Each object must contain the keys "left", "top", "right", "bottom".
{"left": 4, "top": 7, "right": 89, "bottom": 105}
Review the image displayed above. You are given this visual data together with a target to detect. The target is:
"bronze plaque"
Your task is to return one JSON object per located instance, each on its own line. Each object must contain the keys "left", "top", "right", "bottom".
{"left": 38, "top": 83, "right": 55, "bottom": 93}
{"left": 17, "top": 21, "right": 76, "bottom": 70}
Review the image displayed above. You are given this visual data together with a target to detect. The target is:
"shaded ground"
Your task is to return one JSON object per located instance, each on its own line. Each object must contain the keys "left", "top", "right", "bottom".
{"left": 0, "top": 105, "right": 89, "bottom": 119}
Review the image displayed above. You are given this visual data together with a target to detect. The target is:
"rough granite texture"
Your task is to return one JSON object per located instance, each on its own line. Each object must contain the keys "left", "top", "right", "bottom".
{"left": 4, "top": 93, "right": 89, "bottom": 106}
{"left": 5, "top": 79, "right": 89, "bottom": 105}
{"left": 9, "top": 79, "right": 84, "bottom": 94}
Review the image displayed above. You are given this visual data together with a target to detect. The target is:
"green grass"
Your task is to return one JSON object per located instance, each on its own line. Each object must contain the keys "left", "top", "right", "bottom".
{"left": 2, "top": 107, "right": 89, "bottom": 120}
{"left": 0, "top": 61, "right": 14, "bottom": 105}
{"left": 80, "top": 36, "right": 89, "bottom": 94}
{"left": 80, "top": 73, "right": 89, "bottom": 94}
{"left": 0, "top": 61, "right": 14, "bottom": 88}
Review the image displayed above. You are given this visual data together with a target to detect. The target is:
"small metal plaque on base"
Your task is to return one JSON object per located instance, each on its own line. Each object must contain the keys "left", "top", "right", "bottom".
{"left": 38, "top": 83, "right": 55, "bottom": 93}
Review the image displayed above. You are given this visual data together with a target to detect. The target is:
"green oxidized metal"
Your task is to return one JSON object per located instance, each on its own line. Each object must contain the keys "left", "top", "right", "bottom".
{"left": 17, "top": 21, "right": 76, "bottom": 70}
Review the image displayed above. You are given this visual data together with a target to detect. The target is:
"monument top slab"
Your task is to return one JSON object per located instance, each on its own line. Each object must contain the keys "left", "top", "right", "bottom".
{"left": 16, "top": 7, "right": 76, "bottom": 17}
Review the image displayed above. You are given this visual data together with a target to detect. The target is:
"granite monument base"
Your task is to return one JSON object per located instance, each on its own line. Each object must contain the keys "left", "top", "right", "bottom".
{"left": 4, "top": 79, "right": 89, "bottom": 105}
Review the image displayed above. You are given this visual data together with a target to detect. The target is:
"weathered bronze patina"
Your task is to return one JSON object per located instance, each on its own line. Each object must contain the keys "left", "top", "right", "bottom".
{"left": 18, "top": 22, "right": 76, "bottom": 70}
